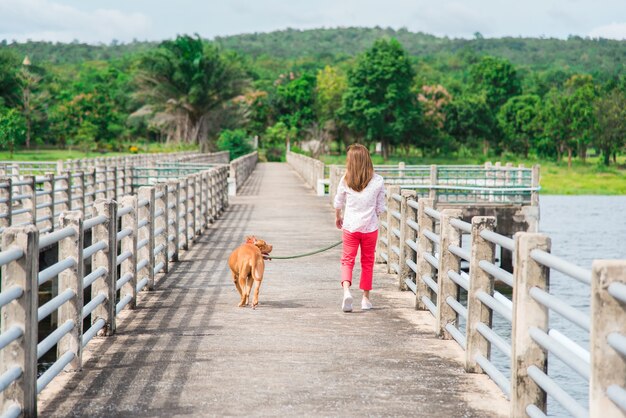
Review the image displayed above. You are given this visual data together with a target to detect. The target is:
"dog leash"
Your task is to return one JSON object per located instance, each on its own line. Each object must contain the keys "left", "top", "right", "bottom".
{"left": 269, "top": 240, "right": 343, "bottom": 260}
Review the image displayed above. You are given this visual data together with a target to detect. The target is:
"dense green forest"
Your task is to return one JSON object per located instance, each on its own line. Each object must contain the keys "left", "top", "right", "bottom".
{"left": 0, "top": 27, "right": 624, "bottom": 167}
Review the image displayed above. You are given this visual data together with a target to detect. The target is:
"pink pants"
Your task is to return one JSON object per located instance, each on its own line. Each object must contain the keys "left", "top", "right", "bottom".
{"left": 341, "top": 229, "right": 378, "bottom": 291}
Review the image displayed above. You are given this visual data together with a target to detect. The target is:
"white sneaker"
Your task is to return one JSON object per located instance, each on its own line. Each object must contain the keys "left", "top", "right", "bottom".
{"left": 342, "top": 292, "right": 353, "bottom": 312}
{"left": 361, "top": 298, "right": 373, "bottom": 310}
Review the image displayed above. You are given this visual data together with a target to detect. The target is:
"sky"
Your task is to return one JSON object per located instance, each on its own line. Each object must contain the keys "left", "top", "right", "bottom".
{"left": 0, "top": 0, "right": 625, "bottom": 44}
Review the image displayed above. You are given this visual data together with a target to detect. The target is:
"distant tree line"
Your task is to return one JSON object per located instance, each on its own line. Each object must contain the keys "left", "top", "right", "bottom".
{"left": 0, "top": 28, "right": 624, "bottom": 164}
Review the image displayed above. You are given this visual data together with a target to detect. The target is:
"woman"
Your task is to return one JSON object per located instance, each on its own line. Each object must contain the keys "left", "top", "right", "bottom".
{"left": 333, "top": 144, "right": 386, "bottom": 312}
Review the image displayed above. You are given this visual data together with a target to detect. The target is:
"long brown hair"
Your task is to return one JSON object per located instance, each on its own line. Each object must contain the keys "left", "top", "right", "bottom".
{"left": 345, "top": 144, "right": 374, "bottom": 192}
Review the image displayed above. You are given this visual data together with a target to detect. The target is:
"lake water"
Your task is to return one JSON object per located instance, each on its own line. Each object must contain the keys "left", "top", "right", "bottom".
{"left": 490, "top": 195, "right": 626, "bottom": 416}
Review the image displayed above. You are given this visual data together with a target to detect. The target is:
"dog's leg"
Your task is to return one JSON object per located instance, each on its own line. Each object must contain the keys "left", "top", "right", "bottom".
{"left": 251, "top": 259, "right": 265, "bottom": 309}
{"left": 238, "top": 275, "right": 249, "bottom": 307}
{"left": 245, "top": 276, "right": 253, "bottom": 306}
{"left": 252, "top": 280, "right": 262, "bottom": 308}
{"left": 232, "top": 272, "right": 243, "bottom": 298}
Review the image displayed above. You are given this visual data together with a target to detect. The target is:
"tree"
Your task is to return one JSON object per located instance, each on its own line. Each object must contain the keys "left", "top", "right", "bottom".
{"left": 0, "top": 108, "right": 26, "bottom": 158}
{"left": 563, "top": 75, "right": 596, "bottom": 162}
{"left": 340, "top": 38, "right": 420, "bottom": 159}
{"left": 540, "top": 89, "right": 571, "bottom": 164}
{"left": 444, "top": 94, "right": 494, "bottom": 155}
{"left": 315, "top": 65, "right": 347, "bottom": 123}
{"left": 497, "top": 94, "right": 541, "bottom": 157}
{"left": 417, "top": 84, "right": 452, "bottom": 155}
{"left": 74, "top": 120, "right": 98, "bottom": 155}
{"left": 262, "top": 121, "right": 296, "bottom": 161}
{"left": 18, "top": 57, "right": 47, "bottom": 148}
{"left": 470, "top": 56, "right": 521, "bottom": 110}
{"left": 467, "top": 56, "right": 521, "bottom": 154}
{"left": 594, "top": 89, "right": 626, "bottom": 166}
{"left": 274, "top": 72, "right": 317, "bottom": 132}
{"left": 236, "top": 90, "right": 270, "bottom": 138}
{"left": 217, "top": 129, "right": 253, "bottom": 159}
{"left": 0, "top": 50, "right": 20, "bottom": 108}
{"left": 135, "top": 35, "right": 249, "bottom": 151}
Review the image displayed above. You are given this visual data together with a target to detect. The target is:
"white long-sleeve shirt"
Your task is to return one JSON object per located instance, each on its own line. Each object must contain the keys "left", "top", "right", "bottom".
{"left": 333, "top": 174, "right": 386, "bottom": 233}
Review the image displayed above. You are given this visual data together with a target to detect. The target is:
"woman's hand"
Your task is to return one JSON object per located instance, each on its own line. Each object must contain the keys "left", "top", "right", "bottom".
{"left": 335, "top": 208, "right": 343, "bottom": 229}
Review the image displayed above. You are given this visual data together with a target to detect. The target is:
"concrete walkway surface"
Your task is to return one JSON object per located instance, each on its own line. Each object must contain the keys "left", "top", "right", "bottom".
{"left": 39, "top": 162, "right": 508, "bottom": 417}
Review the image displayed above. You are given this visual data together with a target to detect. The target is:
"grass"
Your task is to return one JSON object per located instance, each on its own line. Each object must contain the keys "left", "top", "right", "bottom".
{"left": 0, "top": 149, "right": 130, "bottom": 161}
{"left": 0, "top": 143, "right": 200, "bottom": 162}
{"left": 319, "top": 153, "right": 626, "bottom": 195}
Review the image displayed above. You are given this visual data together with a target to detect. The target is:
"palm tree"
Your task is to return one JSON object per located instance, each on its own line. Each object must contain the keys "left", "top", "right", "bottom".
{"left": 134, "top": 35, "right": 249, "bottom": 151}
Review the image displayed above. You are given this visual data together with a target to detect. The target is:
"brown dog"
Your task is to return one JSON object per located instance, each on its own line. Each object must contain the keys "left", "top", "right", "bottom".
{"left": 228, "top": 236, "right": 273, "bottom": 308}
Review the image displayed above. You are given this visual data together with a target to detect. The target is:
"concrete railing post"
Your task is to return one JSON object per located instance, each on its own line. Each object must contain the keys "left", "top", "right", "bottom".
{"left": 0, "top": 225, "right": 39, "bottom": 417}
{"left": 167, "top": 180, "right": 180, "bottom": 262}
{"left": 95, "top": 168, "right": 105, "bottom": 201}
{"left": 178, "top": 178, "right": 189, "bottom": 251}
{"left": 221, "top": 167, "right": 229, "bottom": 212}
{"left": 399, "top": 191, "right": 417, "bottom": 291}
{"left": 21, "top": 176, "right": 36, "bottom": 226}
{"left": 199, "top": 172, "right": 207, "bottom": 229}
{"left": 141, "top": 187, "right": 156, "bottom": 289}
{"left": 113, "top": 167, "right": 119, "bottom": 201}
{"left": 0, "top": 177, "right": 12, "bottom": 230}
{"left": 75, "top": 171, "right": 86, "bottom": 212}
{"left": 85, "top": 169, "right": 96, "bottom": 211}
{"left": 194, "top": 174, "right": 201, "bottom": 236}
{"left": 531, "top": 165, "right": 540, "bottom": 207}
{"left": 68, "top": 171, "right": 76, "bottom": 211}
{"left": 466, "top": 216, "right": 497, "bottom": 373}
{"left": 387, "top": 186, "right": 401, "bottom": 275}
{"left": 204, "top": 170, "right": 213, "bottom": 227}
{"left": 104, "top": 167, "right": 112, "bottom": 200}
{"left": 137, "top": 188, "right": 152, "bottom": 291}
{"left": 208, "top": 171, "right": 216, "bottom": 223}
{"left": 511, "top": 232, "right": 551, "bottom": 416}
{"left": 57, "top": 211, "right": 84, "bottom": 371}
{"left": 155, "top": 183, "right": 168, "bottom": 275}
{"left": 43, "top": 173, "right": 55, "bottom": 232}
{"left": 186, "top": 177, "right": 195, "bottom": 244}
{"left": 436, "top": 209, "right": 463, "bottom": 338}
{"left": 91, "top": 199, "right": 118, "bottom": 335}
{"left": 119, "top": 195, "right": 138, "bottom": 310}
{"left": 429, "top": 165, "right": 438, "bottom": 201}
{"left": 125, "top": 164, "right": 132, "bottom": 195}
{"left": 59, "top": 172, "right": 71, "bottom": 213}
{"left": 415, "top": 198, "right": 435, "bottom": 310}
{"left": 590, "top": 260, "right": 626, "bottom": 417}
{"left": 375, "top": 192, "right": 388, "bottom": 265}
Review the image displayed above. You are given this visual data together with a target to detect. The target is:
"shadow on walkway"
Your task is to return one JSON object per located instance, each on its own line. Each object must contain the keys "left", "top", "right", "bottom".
{"left": 39, "top": 163, "right": 507, "bottom": 417}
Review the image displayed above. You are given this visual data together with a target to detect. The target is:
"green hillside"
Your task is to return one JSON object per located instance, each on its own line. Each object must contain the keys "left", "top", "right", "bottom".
{"left": 222, "top": 27, "right": 625, "bottom": 77}
{"left": 3, "top": 27, "right": 624, "bottom": 77}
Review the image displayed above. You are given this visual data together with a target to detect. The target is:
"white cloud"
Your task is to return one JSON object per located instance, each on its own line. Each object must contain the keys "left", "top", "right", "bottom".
{"left": 589, "top": 22, "right": 626, "bottom": 40}
{"left": 0, "top": 0, "right": 151, "bottom": 43}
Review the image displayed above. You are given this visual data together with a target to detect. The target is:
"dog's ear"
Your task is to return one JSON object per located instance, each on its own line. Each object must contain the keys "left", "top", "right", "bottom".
{"left": 245, "top": 235, "right": 256, "bottom": 244}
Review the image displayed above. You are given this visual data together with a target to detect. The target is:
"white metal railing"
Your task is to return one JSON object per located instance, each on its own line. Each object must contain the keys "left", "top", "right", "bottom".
{"left": 0, "top": 165, "right": 229, "bottom": 416}
{"left": 328, "top": 162, "right": 540, "bottom": 206}
{"left": 379, "top": 186, "right": 626, "bottom": 417}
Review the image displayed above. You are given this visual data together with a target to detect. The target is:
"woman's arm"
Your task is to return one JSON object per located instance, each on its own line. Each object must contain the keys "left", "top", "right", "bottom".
{"left": 333, "top": 177, "right": 347, "bottom": 230}
{"left": 375, "top": 182, "right": 386, "bottom": 216}
{"left": 335, "top": 208, "right": 343, "bottom": 230}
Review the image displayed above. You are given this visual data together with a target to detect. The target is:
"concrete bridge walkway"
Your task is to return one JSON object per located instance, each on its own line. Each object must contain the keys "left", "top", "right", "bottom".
{"left": 39, "top": 163, "right": 507, "bottom": 417}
